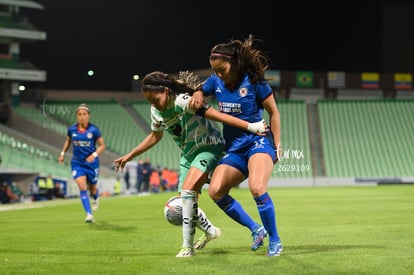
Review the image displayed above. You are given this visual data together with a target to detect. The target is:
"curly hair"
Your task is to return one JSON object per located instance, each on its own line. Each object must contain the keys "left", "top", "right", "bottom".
{"left": 141, "top": 71, "right": 196, "bottom": 95}
{"left": 209, "top": 34, "right": 270, "bottom": 84}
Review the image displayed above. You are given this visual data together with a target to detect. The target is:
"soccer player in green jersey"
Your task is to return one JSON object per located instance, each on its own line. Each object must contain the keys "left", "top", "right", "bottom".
{"left": 114, "top": 71, "right": 266, "bottom": 257}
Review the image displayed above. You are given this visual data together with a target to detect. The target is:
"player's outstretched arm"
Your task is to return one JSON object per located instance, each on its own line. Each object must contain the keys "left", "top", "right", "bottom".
{"left": 114, "top": 131, "right": 163, "bottom": 172}
{"left": 176, "top": 92, "right": 268, "bottom": 135}
{"left": 202, "top": 106, "right": 268, "bottom": 135}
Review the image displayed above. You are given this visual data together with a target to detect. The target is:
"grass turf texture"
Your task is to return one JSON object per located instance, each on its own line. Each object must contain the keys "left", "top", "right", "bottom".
{"left": 0, "top": 185, "right": 413, "bottom": 274}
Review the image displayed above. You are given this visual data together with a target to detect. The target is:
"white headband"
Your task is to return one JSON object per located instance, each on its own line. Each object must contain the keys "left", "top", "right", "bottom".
{"left": 76, "top": 105, "right": 90, "bottom": 113}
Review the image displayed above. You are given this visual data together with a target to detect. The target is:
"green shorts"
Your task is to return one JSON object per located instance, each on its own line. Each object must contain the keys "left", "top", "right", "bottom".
{"left": 178, "top": 147, "right": 224, "bottom": 192}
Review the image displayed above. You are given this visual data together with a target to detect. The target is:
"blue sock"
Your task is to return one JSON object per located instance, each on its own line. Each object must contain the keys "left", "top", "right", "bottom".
{"left": 92, "top": 189, "right": 99, "bottom": 200}
{"left": 216, "top": 194, "right": 258, "bottom": 231}
{"left": 80, "top": 190, "right": 92, "bottom": 215}
{"left": 255, "top": 192, "right": 280, "bottom": 242}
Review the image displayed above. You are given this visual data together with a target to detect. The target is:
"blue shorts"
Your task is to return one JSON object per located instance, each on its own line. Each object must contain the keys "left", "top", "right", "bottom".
{"left": 71, "top": 159, "right": 100, "bottom": 185}
{"left": 220, "top": 135, "right": 276, "bottom": 177}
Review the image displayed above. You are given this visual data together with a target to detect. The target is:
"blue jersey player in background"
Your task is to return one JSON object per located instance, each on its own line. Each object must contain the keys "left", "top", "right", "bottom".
{"left": 191, "top": 35, "right": 283, "bottom": 257}
{"left": 59, "top": 103, "right": 106, "bottom": 223}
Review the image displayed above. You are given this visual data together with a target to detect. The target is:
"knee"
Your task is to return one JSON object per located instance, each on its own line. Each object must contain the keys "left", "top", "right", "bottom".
{"left": 208, "top": 186, "right": 221, "bottom": 202}
{"left": 249, "top": 185, "right": 265, "bottom": 198}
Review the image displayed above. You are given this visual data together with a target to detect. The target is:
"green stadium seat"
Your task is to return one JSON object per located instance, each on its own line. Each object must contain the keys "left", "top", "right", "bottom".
{"left": 0, "top": 131, "right": 71, "bottom": 178}
{"left": 318, "top": 99, "right": 414, "bottom": 177}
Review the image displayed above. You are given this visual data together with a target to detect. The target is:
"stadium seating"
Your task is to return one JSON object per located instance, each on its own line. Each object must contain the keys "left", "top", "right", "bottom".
{"left": 131, "top": 101, "right": 183, "bottom": 169}
{"left": 318, "top": 99, "right": 414, "bottom": 177}
{"left": 47, "top": 100, "right": 140, "bottom": 153}
{"left": 43, "top": 100, "right": 181, "bottom": 170}
{"left": 131, "top": 101, "right": 152, "bottom": 126}
{"left": 12, "top": 105, "right": 67, "bottom": 135}
{"left": 6, "top": 96, "right": 413, "bottom": 181}
{"left": 0, "top": 130, "right": 71, "bottom": 179}
{"left": 271, "top": 100, "right": 313, "bottom": 178}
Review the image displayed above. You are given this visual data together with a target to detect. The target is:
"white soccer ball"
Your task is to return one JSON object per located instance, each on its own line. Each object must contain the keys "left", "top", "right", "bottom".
{"left": 163, "top": 196, "right": 183, "bottom": 226}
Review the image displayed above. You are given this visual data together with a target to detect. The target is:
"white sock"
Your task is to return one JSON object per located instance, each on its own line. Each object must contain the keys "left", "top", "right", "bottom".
{"left": 196, "top": 207, "right": 216, "bottom": 236}
{"left": 181, "top": 190, "right": 197, "bottom": 248}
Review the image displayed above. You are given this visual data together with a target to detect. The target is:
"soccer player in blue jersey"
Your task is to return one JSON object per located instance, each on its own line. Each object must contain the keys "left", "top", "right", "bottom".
{"left": 58, "top": 103, "right": 106, "bottom": 223}
{"left": 191, "top": 35, "right": 283, "bottom": 257}
{"left": 114, "top": 71, "right": 267, "bottom": 257}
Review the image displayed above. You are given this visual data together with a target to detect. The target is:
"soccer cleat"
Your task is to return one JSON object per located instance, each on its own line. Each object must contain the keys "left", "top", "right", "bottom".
{"left": 193, "top": 227, "right": 221, "bottom": 250}
{"left": 92, "top": 198, "right": 99, "bottom": 211}
{"left": 251, "top": 226, "right": 267, "bottom": 251}
{"left": 85, "top": 213, "right": 94, "bottom": 223}
{"left": 266, "top": 241, "right": 283, "bottom": 257}
{"left": 176, "top": 247, "right": 195, "bottom": 257}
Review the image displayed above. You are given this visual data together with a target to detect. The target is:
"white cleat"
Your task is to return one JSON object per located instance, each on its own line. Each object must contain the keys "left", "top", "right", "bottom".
{"left": 193, "top": 227, "right": 221, "bottom": 250}
{"left": 176, "top": 247, "right": 195, "bottom": 257}
{"left": 85, "top": 213, "right": 94, "bottom": 223}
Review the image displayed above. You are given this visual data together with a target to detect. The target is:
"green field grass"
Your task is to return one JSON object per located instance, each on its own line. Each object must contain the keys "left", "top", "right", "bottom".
{"left": 1, "top": 185, "right": 413, "bottom": 274}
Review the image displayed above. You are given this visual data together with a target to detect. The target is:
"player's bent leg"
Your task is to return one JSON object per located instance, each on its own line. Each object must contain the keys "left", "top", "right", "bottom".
{"left": 194, "top": 207, "right": 221, "bottom": 250}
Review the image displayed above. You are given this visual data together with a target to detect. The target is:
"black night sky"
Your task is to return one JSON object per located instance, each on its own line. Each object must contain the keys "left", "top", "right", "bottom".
{"left": 19, "top": 1, "right": 408, "bottom": 91}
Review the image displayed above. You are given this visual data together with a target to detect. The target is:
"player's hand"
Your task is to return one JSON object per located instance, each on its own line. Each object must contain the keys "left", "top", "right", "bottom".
{"left": 85, "top": 154, "right": 95, "bottom": 163}
{"left": 58, "top": 155, "right": 64, "bottom": 164}
{"left": 175, "top": 93, "right": 196, "bottom": 114}
{"left": 247, "top": 119, "right": 269, "bottom": 135}
{"left": 189, "top": 90, "right": 204, "bottom": 109}
{"left": 114, "top": 156, "right": 129, "bottom": 172}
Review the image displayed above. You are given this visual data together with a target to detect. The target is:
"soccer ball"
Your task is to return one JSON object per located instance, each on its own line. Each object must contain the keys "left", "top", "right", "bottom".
{"left": 163, "top": 196, "right": 183, "bottom": 226}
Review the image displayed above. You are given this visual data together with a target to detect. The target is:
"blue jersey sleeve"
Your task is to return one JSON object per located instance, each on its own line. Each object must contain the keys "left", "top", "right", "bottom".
{"left": 67, "top": 123, "right": 76, "bottom": 138}
{"left": 201, "top": 75, "right": 218, "bottom": 97}
{"left": 91, "top": 125, "right": 102, "bottom": 140}
{"left": 256, "top": 81, "right": 273, "bottom": 102}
